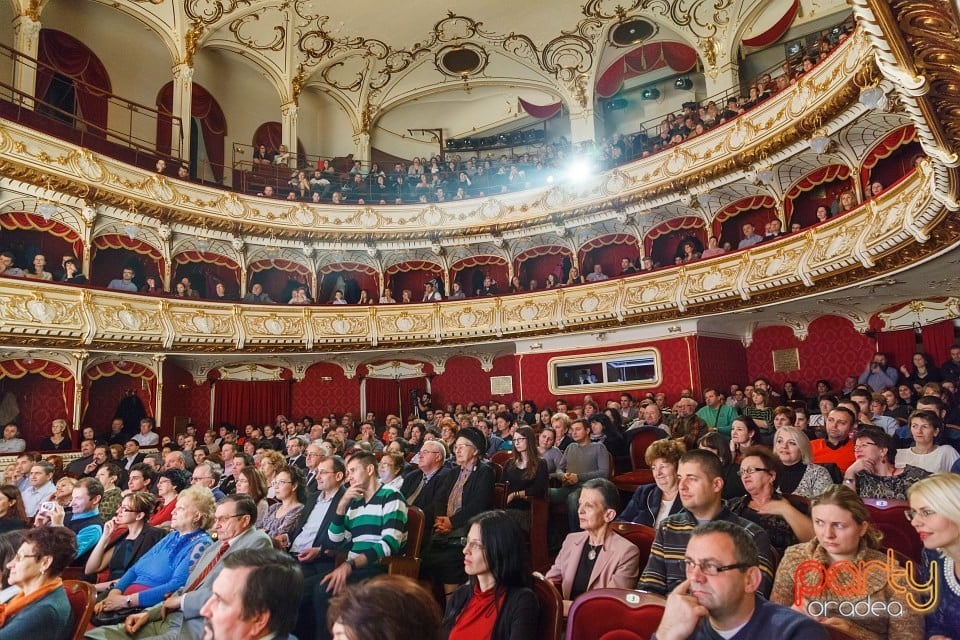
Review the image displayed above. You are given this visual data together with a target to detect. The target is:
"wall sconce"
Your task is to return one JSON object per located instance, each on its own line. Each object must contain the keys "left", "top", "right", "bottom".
{"left": 859, "top": 86, "right": 886, "bottom": 110}
{"left": 808, "top": 134, "right": 832, "bottom": 154}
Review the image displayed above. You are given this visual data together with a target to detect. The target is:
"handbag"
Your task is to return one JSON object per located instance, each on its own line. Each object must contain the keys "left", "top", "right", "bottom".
{"left": 91, "top": 606, "right": 144, "bottom": 627}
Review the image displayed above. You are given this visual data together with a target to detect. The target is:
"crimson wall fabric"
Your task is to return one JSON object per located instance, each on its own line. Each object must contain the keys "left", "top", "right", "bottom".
{"left": 876, "top": 329, "right": 918, "bottom": 371}
{"left": 213, "top": 380, "right": 291, "bottom": 429}
{"left": 921, "top": 320, "right": 956, "bottom": 366}
{"left": 37, "top": 30, "right": 111, "bottom": 133}
{"left": 746, "top": 315, "right": 876, "bottom": 395}
{"left": 364, "top": 377, "right": 424, "bottom": 422}
{"left": 0, "top": 375, "right": 70, "bottom": 449}
{"left": 291, "top": 363, "right": 359, "bottom": 420}
{"left": 695, "top": 336, "right": 749, "bottom": 396}
{"left": 84, "top": 374, "right": 152, "bottom": 438}
{"left": 161, "top": 363, "right": 211, "bottom": 436}
{"left": 429, "top": 356, "right": 518, "bottom": 409}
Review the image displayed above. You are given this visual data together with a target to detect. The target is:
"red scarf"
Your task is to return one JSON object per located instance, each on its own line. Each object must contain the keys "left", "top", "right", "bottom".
{"left": 0, "top": 578, "right": 63, "bottom": 627}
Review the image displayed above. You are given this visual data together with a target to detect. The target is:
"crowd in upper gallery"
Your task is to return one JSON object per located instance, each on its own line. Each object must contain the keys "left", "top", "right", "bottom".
{"left": 175, "top": 24, "right": 852, "bottom": 205}
{"left": 0, "top": 345, "right": 958, "bottom": 638}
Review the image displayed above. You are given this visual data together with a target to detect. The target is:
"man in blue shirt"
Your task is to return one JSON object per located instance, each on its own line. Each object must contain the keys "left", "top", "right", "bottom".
{"left": 106, "top": 267, "right": 138, "bottom": 292}
{"left": 47, "top": 477, "right": 104, "bottom": 570}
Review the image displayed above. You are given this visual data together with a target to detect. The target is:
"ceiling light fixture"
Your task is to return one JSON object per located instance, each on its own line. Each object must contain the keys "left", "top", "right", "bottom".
{"left": 859, "top": 86, "right": 887, "bottom": 110}
{"left": 809, "top": 135, "right": 831, "bottom": 154}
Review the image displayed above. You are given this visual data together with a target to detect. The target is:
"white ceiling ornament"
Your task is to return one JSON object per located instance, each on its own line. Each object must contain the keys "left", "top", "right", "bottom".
{"left": 365, "top": 360, "right": 426, "bottom": 380}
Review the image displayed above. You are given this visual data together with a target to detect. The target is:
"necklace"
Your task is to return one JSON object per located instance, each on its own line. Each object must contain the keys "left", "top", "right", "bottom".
{"left": 944, "top": 555, "right": 960, "bottom": 597}
{"left": 587, "top": 543, "right": 602, "bottom": 561}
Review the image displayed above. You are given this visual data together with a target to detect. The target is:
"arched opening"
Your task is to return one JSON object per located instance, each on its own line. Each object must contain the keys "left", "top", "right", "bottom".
{"left": 450, "top": 256, "right": 509, "bottom": 296}
{"left": 0, "top": 359, "right": 75, "bottom": 448}
{"left": 0, "top": 212, "right": 83, "bottom": 275}
{"left": 384, "top": 261, "right": 444, "bottom": 301}
{"left": 156, "top": 82, "right": 227, "bottom": 183}
{"left": 173, "top": 252, "right": 242, "bottom": 300}
{"left": 248, "top": 259, "right": 313, "bottom": 303}
{"left": 578, "top": 233, "right": 640, "bottom": 278}
{"left": 90, "top": 235, "right": 164, "bottom": 290}
{"left": 318, "top": 262, "right": 380, "bottom": 304}
{"left": 861, "top": 125, "right": 922, "bottom": 195}
{"left": 783, "top": 164, "right": 851, "bottom": 228}
{"left": 82, "top": 361, "right": 156, "bottom": 437}
{"left": 712, "top": 196, "right": 777, "bottom": 248}
{"left": 36, "top": 29, "right": 111, "bottom": 135}
{"left": 645, "top": 217, "right": 706, "bottom": 267}
{"left": 515, "top": 246, "right": 572, "bottom": 289}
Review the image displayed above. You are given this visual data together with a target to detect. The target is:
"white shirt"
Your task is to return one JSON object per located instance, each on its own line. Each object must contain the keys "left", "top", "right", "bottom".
{"left": 132, "top": 431, "right": 159, "bottom": 446}
{"left": 895, "top": 446, "right": 960, "bottom": 473}
{"left": 291, "top": 491, "right": 337, "bottom": 553}
{"left": 22, "top": 480, "right": 56, "bottom": 517}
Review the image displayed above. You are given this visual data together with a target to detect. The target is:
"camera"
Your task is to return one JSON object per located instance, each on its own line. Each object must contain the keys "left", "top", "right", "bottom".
{"left": 39, "top": 501, "right": 56, "bottom": 513}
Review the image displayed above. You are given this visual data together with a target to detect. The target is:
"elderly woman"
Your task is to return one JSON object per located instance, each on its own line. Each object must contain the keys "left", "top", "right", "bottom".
{"left": 771, "top": 485, "right": 922, "bottom": 639}
{"left": 148, "top": 468, "right": 191, "bottom": 527}
{"left": 440, "top": 511, "right": 538, "bottom": 640}
{"left": 908, "top": 473, "right": 960, "bottom": 638}
{"left": 85, "top": 492, "right": 164, "bottom": 592}
{"left": 0, "top": 526, "right": 76, "bottom": 638}
{"left": 545, "top": 478, "right": 640, "bottom": 614}
{"left": 617, "top": 438, "right": 685, "bottom": 526}
{"left": 258, "top": 449, "right": 285, "bottom": 499}
{"left": 772, "top": 426, "right": 834, "bottom": 498}
{"left": 235, "top": 466, "right": 270, "bottom": 521}
{"left": 257, "top": 465, "right": 305, "bottom": 547}
{"left": 94, "top": 485, "right": 213, "bottom": 615}
{"left": 843, "top": 426, "right": 929, "bottom": 499}
{"left": 728, "top": 446, "right": 814, "bottom": 556}
{"left": 895, "top": 410, "right": 960, "bottom": 473}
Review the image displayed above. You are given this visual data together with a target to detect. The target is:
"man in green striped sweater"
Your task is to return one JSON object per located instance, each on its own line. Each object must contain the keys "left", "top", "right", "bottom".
{"left": 309, "top": 451, "right": 408, "bottom": 640}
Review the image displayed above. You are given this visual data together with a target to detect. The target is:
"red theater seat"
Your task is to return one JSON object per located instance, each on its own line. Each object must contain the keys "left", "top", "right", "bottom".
{"left": 612, "top": 429, "right": 663, "bottom": 493}
{"left": 565, "top": 589, "right": 665, "bottom": 640}
{"left": 612, "top": 522, "right": 656, "bottom": 570}
{"left": 862, "top": 498, "right": 923, "bottom": 562}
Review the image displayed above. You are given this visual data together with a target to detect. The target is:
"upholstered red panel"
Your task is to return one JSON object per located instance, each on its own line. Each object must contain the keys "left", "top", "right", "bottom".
{"left": 696, "top": 336, "right": 748, "bottom": 396}
{"left": 745, "top": 315, "right": 876, "bottom": 395}
{"left": 292, "top": 362, "right": 360, "bottom": 419}
{"left": 1, "top": 375, "right": 70, "bottom": 449}
{"left": 567, "top": 590, "right": 664, "bottom": 640}
{"left": 428, "top": 355, "right": 517, "bottom": 409}
{"left": 160, "top": 363, "right": 210, "bottom": 436}
{"left": 82, "top": 374, "right": 154, "bottom": 436}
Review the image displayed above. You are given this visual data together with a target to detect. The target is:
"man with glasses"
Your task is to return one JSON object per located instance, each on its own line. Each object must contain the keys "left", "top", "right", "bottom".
{"left": 87, "top": 495, "right": 271, "bottom": 640}
{"left": 191, "top": 460, "right": 225, "bottom": 501}
{"left": 302, "top": 443, "right": 325, "bottom": 496}
{"left": 652, "top": 521, "right": 826, "bottom": 640}
{"left": 400, "top": 439, "right": 452, "bottom": 536}
{"left": 639, "top": 449, "right": 774, "bottom": 597}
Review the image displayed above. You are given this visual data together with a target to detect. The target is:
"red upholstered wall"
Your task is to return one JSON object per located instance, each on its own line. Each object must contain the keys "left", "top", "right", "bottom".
{"left": 161, "top": 363, "right": 211, "bottom": 435}
{"left": 291, "top": 362, "right": 360, "bottom": 419}
{"left": 0, "top": 375, "right": 71, "bottom": 449}
{"left": 429, "top": 355, "right": 517, "bottom": 408}
{"left": 515, "top": 336, "right": 699, "bottom": 409}
{"left": 695, "top": 336, "right": 749, "bottom": 395}
{"left": 746, "top": 315, "right": 876, "bottom": 396}
{"left": 84, "top": 374, "right": 153, "bottom": 437}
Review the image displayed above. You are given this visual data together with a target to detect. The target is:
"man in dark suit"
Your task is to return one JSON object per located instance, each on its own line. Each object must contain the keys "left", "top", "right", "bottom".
{"left": 120, "top": 439, "right": 145, "bottom": 471}
{"left": 65, "top": 439, "right": 95, "bottom": 477}
{"left": 400, "top": 439, "right": 453, "bottom": 541}
{"left": 286, "top": 437, "right": 308, "bottom": 470}
{"left": 301, "top": 443, "right": 325, "bottom": 497}
{"left": 88, "top": 494, "right": 272, "bottom": 640}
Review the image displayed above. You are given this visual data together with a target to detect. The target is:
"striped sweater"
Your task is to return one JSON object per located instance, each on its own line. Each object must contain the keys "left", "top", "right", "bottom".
{"left": 326, "top": 483, "right": 408, "bottom": 566}
{"left": 637, "top": 507, "right": 775, "bottom": 597}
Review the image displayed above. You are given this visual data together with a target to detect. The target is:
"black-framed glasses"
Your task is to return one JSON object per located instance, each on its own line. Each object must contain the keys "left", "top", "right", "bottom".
{"left": 683, "top": 558, "right": 750, "bottom": 576}
{"left": 214, "top": 514, "right": 244, "bottom": 524}
{"left": 736, "top": 467, "right": 770, "bottom": 477}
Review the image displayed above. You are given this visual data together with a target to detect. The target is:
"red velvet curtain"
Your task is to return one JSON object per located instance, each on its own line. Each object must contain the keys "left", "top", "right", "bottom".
{"left": 876, "top": 329, "right": 919, "bottom": 370}
{"left": 156, "top": 82, "right": 227, "bottom": 181}
{"left": 36, "top": 30, "right": 111, "bottom": 134}
{"left": 921, "top": 320, "right": 957, "bottom": 365}
{"left": 213, "top": 380, "right": 291, "bottom": 428}
{"left": 364, "top": 378, "right": 424, "bottom": 422}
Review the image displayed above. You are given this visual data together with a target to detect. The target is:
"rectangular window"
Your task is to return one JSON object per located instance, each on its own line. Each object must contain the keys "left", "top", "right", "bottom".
{"left": 548, "top": 348, "right": 661, "bottom": 395}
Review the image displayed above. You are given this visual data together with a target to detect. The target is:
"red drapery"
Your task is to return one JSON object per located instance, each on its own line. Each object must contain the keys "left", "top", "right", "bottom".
{"left": 876, "top": 329, "right": 918, "bottom": 370}
{"left": 156, "top": 82, "right": 227, "bottom": 181}
{"left": 742, "top": 0, "right": 799, "bottom": 47}
{"left": 317, "top": 263, "right": 380, "bottom": 303}
{"left": 213, "top": 380, "right": 291, "bottom": 428}
{"left": 596, "top": 42, "right": 698, "bottom": 98}
{"left": 81, "top": 362, "right": 156, "bottom": 425}
{"left": 784, "top": 164, "right": 850, "bottom": 224}
{"left": 364, "top": 377, "right": 425, "bottom": 422}
{"left": 861, "top": 125, "right": 917, "bottom": 188}
{"left": 0, "top": 211, "right": 84, "bottom": 259}
{"left": 36, "top": 29, "right": 111, "bottom": 134}
{"left": 0, "top": 359, "right": 74, "bottom": 439}
{"left": 518, "top": 98, "right": 563, "bottom": 120}
{"left": 921, "top": 320, "right": 956, "bottom": 365}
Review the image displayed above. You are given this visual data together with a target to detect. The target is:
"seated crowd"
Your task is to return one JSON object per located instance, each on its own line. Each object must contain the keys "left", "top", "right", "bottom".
{"left": 0, "top": 344, "right": 957, "bottom": 638}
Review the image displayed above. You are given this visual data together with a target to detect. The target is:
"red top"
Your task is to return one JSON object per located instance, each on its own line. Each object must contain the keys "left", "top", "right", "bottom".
{"left": 811, "top": 438, "right": 856, "bottom": 473}
{"left": 448, "top": 583, "right": 503, "bottom": 640}
{"left": 149, "top": 496, "right": 176, "bottom": 527}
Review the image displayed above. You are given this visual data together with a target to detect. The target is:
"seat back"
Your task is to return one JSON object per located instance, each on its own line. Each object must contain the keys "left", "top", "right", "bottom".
{"left": 612, "top": 522, "right": 656, "bottom": 570}
{"left": 565, "top": 589, "right": 665, "bottom": 640}
{"left": 63, "top": 580, "right": 97, "bottom": 640}
{"left": 862, "top": 498, "right": 922, "bottom": 562}
{"left": 627, "top": 429, "right": 664, "bottom": 471}
{"left": 490, "top": 450, "right": 513, "bottom": 468}
{"left": 384, "top": 506, "right": 425, "bottom": 579}
{"left": 532, "top": 573, "right": 563, "bottom": 640}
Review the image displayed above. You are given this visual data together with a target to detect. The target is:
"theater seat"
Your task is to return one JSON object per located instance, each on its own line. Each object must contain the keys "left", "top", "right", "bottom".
{"left": 565, "top": 589, "right": 665, "bottom": 640}
{"left": 63, "top": 580, "right": 97, "bottom": 640}
{"left": 611, "top": 522, "right": 656, "bottom": 570}
{"left": 383, "top": 506, "right": 425, "bottom": 579}
{"left": 862, "top": 498, "right": 922, "bottom": 562}
{"left": 612, "top": 429, "right": 665, "bottom": 494}
{"left": 532, "top": 573, "right": 562, "bottom": 640}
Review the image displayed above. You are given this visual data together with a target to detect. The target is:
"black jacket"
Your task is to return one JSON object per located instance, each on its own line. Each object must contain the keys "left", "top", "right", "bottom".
{"left": 433, "top": 460, "right": 495, "bottom": 535}
{"left": 441, "top": 584, "right": 538, "bottom": 640}
{"left": 288, "top": 485, "right": 346, "bottom": 558}
{"left": 400, "top": 466, "right": 454, "bottom": 543}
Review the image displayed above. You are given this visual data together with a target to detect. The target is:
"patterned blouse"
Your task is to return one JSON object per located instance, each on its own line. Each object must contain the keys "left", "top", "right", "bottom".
{"left": 854, "top": 465, "right": 929, "bottom": 500}
{"left": 727, "top": 493, "right": 809, "bottom": 555}
{"left": 256, "top": 501, "right": 304, "bottom": 540}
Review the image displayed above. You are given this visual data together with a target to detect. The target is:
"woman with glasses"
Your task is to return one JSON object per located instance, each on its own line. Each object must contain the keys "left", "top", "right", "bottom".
{"left": 235, "top": 466, "right": 270, "bottom": 521}
{"left": 256, "top": 465, "right": 305, "bottom": 548}
{"left": 0, "top": 526, "right": 76, "bottom": 637}
{"left": 501, "top": 426, "right": 547, "bottom": 531}
{"left": 91, "top": 485, "right": 213, "bottom": 617}
{"left": 727, "top": 446, "right": 813, "bottom": 556}
{"left": 440, "top": 510, "right": 538, "bottom": 640}
{"left": 772, "top": 426, "right": 834, "bottom": 499}
{"left": 771, "top": 485, "right": 922, "bottom": 638}
{"left": 85, "top": 492, "right": 164, "bottom": 593}
{"left": 907, "top": 473, "right": 960, "bottom": 638}
{"left": 148, "top": 469, "right": 191, "bottom": 527}
{"left": 843, "top": 426, "right": 930, "bottom": 500}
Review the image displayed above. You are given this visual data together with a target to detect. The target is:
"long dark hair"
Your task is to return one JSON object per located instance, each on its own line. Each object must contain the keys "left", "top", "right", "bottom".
{"left": 509, "top": 426, "right": 541, "bottom": 481}
{"left": 0, "top": 485, "right": 27, "bottom": 527}
{"left": 468, "top": 510, "right": 530, "bottom": 594}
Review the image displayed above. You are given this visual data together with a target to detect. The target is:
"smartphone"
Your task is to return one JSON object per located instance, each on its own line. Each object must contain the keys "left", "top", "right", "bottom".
{"left": 39, "top": 501, "right": 56, "bottom": 513}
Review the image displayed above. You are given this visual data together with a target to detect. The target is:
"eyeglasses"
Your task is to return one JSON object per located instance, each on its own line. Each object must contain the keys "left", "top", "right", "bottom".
{"left": 853, "top": 442, "right": 877, "bottom": 450}
{"left": 459, "top": 537, "right": 485, "bottom": 551}
{"left": 905, "top": 508, "right": 937, "bottom": 521}
{"left": 214, "top": 514, "right": 244, "bottom": 524}
{"left": 273, "top": 479, "right": 294, "bottom": 485}
{"left": 117, "top": 507, "right": 138, "bottom": 514}
{"left": 683, "top": 558, "right": 750, "bottom": 576}
{"left": 513, "top": 437, "right": 527, "bottom": 442}
{"left": 737, "top": 467, "right": 770, "bottom": 477}
{"left": 13, "top": 553, "right": 38, "bottom": 562}
{"left": 191, "top": 476, "right": 212, "bottom": 482}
